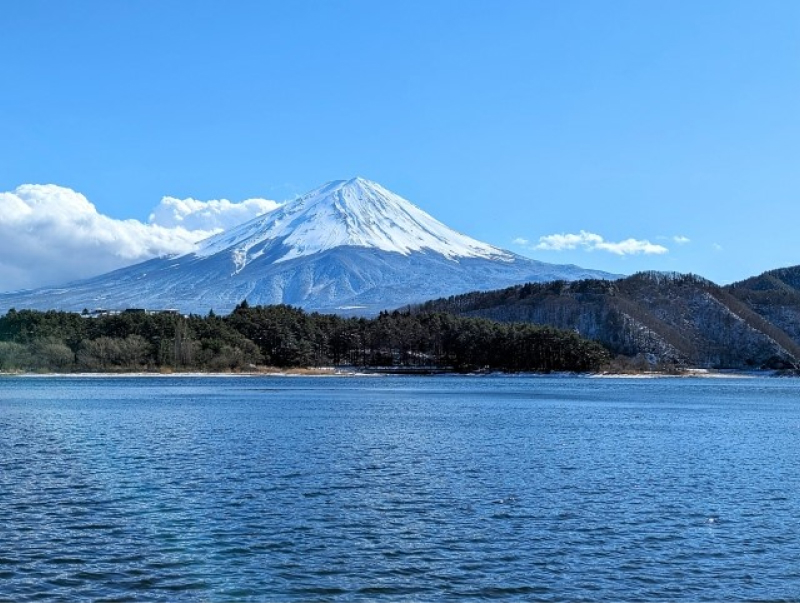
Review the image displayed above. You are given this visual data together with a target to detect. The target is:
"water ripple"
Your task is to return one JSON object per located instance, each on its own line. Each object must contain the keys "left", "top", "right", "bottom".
{"left": 1, "top": 375, "right": 799, "bottom": 601}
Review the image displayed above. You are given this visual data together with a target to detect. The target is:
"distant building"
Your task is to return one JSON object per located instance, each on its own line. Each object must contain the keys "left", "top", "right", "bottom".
{"left": 85, "top": 309, "right": 121, "bottom": 318}
{"left": 81, "top": 307, "right": 182, "bottom": 318}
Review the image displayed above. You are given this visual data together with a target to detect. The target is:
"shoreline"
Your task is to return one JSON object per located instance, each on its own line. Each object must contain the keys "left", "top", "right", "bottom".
{"left": 0, "top": 368, "right": 786, "bottom": 379}
{"left": 0, "top": 368, "right": 377, "bottom": 378}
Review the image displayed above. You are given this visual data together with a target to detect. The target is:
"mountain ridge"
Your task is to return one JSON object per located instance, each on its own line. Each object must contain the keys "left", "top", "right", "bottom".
{"left": 415, "top": 268, "right": 800, "bottom": 369}
{"left": 728, "top": 265, "right": 800, "bottom": 347}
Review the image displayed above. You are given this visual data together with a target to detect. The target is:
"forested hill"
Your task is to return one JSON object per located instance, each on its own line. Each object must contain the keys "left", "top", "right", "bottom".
{"left": 415, "top": 270, "right": 800, "bottom": 370}
{"left": 0, "top": 305, "right": 609, "bottom": 373}
{"left": 728, "top": 266, "right": 800, "bottom": 347}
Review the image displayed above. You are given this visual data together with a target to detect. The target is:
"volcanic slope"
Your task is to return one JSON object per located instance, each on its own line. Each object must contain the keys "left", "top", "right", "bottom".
{"left": 0, "top": 178, "right": 617, "bottom": 315}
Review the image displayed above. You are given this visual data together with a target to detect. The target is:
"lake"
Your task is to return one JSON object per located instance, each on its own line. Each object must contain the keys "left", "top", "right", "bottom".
{"left": 1, "top": 375, "right": 799, "bottom": 601}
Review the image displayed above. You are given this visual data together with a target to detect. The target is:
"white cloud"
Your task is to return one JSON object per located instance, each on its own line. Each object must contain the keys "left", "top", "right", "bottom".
{"left": 149, "top": 196, "right": 280, "bottom": 231}
{"left": 534, "top": 231, "right": 603, "bottom": 251}
{"left": 594, "top": 238, "right": 668, "bottom": 255}
{"left": 673, "top": 235, "right": 691, "bottom": 245}
{"left": 528, "top": 230, "right": 668, "bottom": 256}
{"left": 0, "top": 184, "right": 279, "bottom": 292}
{"left": 511, "top": 237, "right": 529, "bottom": 246}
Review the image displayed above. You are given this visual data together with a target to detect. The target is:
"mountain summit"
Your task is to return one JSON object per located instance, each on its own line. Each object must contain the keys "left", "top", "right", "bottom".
{"left": 196, "top": 177, "right": 510, "bottom": 269}
{"left": 0, "top": 178, "right": 617, "bottom": 315}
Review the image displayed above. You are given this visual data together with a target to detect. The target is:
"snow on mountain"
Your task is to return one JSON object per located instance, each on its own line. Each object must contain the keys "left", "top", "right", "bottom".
{"left": 0, "top": 178, "right": 619, "bottom": 315}
{"left": 195, "top": 177, "right": 511, "bottom": 271}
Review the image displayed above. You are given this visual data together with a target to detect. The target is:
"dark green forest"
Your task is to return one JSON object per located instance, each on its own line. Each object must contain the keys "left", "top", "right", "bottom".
{"left": 0, "top": 304, "right": 609, "bottom": 373}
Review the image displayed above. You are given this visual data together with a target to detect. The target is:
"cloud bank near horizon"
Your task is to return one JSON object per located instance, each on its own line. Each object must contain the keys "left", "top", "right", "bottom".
{"left": 514, "top": 230, "right": 669, "bottom": 256}
{"left": 0, "top": 184, "right": 279, "bottom": 292}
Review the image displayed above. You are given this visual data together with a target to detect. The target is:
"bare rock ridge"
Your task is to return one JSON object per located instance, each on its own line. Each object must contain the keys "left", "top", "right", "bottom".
{"left": 0, "top": 177, "right": 617, "bottom": 315}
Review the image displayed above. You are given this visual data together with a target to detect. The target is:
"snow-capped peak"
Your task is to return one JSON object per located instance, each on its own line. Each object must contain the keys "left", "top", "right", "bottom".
{"left": 194, "top": 177, "right": 512, "bottom": 271}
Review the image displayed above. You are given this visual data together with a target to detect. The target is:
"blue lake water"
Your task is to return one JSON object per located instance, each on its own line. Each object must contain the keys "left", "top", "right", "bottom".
{"left": 1, "top": 375, "right": 799, "bottom": 601}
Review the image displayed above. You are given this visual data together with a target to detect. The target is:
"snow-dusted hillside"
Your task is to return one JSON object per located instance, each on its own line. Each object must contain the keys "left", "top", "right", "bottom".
{"left": 418, "top": 272, "right": 800, "bottom": 369}
{"left": 0, "top": 178, "right": 619, "bottom": 315}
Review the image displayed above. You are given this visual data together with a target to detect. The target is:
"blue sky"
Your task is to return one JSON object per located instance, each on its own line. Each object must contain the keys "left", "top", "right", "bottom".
{"left": 2, "top": 1, "right": 799, "bottom": 287}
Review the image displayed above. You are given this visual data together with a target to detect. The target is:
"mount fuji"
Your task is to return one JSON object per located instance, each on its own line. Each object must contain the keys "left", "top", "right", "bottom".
{"left": 0, "top": 178, "right": 618, "bottom": 315}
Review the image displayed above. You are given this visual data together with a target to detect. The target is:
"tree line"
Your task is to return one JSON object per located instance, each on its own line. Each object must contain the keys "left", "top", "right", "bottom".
{"left": 0, "top": 303, "right": 609, "bottom": 373}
